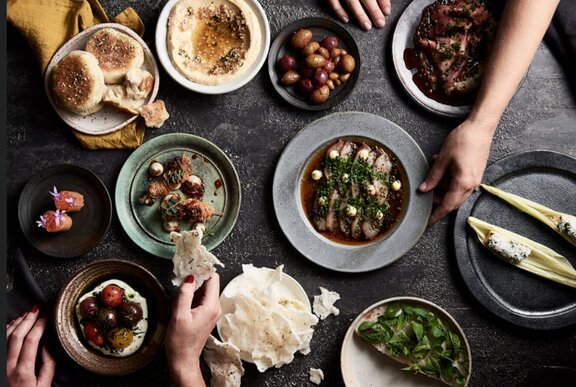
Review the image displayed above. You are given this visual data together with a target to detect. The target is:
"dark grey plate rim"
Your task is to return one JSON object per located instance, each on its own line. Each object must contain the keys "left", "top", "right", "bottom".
{"left": 454, "top": 150, "right": 576, "bottom": 330}
{"left": 272, "top": 111, "right": 432, "bottom": 273}
{"left": 18, "top": 164, "right": 112, "bottom": 258}
{"left": 115, "top": 133, "right": 241, "bottom": 259}
{"left": 267, "top": 17, "right": 360, "bottom": 111}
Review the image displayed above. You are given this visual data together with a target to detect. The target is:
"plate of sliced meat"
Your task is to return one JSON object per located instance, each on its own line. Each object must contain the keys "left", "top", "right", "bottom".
{"left": 392, "top": 0, "right": 498, "bottom": 117}
{"left": 273, "top": 111, "right": 432, "bottom": 272}
{"left": 115, "top": 133, "right": 241, "bottom": 258}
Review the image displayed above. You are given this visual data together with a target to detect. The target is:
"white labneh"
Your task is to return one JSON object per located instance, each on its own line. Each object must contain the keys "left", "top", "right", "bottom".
{"left": 76, "top": 279, "right": 148, "bottom": 357}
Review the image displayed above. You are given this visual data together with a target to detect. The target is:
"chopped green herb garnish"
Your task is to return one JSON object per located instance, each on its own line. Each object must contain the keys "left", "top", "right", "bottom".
{"left": 357, "top": 303, "right": 469, "bottom": 387}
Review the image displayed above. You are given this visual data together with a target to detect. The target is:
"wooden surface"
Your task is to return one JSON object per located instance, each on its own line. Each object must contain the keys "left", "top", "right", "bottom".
{"left": 6, "top": 1, "right": 576, "bottom": 386}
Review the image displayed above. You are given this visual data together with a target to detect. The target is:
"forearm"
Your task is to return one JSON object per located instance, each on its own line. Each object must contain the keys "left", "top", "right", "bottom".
{"left": 468, "top": 0, "right": 560, "bottom": 133}
{"left": 168, "top": 361, "right": 206, "bottom": 387}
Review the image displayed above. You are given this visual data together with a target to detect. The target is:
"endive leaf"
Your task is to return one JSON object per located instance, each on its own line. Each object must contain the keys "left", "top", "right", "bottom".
{"left": 467, "top": 217, "right": 576, "bottom": 288}
{"left": 481, "top": 184, "right": 576, "bottom": 247}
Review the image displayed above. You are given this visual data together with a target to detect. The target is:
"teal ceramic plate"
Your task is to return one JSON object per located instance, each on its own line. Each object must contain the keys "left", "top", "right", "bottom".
{"left": 115, "top": 133, "right": 241, "bottom": 258}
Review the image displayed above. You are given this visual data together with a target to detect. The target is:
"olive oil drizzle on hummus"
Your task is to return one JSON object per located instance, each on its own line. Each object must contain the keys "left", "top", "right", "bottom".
{"left": 192, "top": 5, "right": 249, "bottom": 75}
{"left": 167, "top": 0, "right": 259, "bottom": 85}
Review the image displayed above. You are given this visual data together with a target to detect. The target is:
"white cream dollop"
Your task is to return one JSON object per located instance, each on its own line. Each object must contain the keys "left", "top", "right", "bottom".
{"left": 76, "top": 279, "right": 148, "bottom": 357}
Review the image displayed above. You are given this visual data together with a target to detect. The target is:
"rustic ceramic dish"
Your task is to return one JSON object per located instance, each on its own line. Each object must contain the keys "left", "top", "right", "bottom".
{"left": 454, "top": 150, "right": 576, "bottom": 330}
{"left": 44, "top": 23, "right": 160, "bottom": 135}
{"left": 341, "top": 296, "right": 472, "bottom": 387}
{"left": 115, "top": 133, "right": 241, "bottom": 259}
{"left": 155, "top": 0, "right": 270, "bottom": 94}
{"left": 273, "top": 112, "right": 432, "bottom": 272}
{"left": 268, "top": 17, "right": 360, "bottom": 110}
{"left": 54, "top": 259, "right": 169, "bottom": 375}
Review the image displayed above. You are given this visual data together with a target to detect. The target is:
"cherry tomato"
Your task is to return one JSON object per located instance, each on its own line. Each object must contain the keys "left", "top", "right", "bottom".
{"left": 96, "top": 308, "right": 118, "bottom": 329}
{"left": 118, "top": 302, "right": 143, "bottom": 326}
{"left": 107, "top": 327, "right": 134, "bottom": 349}
{"left": 84, "top": 322, "right": 104, "bottom": 346}
{"left": 78, "top": 296, "right": 99, "bottom": 320}
{"left": 100, "top": 284, "right": 124, "bottom": 308}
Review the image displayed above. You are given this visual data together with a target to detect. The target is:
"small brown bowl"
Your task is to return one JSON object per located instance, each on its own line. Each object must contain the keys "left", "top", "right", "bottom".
{"left": 54, "top": 259, "right": 169, "bottom": 375}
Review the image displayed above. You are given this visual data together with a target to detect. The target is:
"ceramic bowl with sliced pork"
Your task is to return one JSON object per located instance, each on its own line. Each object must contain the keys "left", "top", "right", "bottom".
{"left": 301, "top": 139, "right": 406, "bottom": 244}
{"left": 404, "top": 0, "right": 497, "bottom": 106}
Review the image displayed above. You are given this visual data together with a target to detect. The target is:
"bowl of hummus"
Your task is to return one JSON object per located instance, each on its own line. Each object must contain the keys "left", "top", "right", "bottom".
{"left": 156, "top": 0, "right": 270, "bottom": 94}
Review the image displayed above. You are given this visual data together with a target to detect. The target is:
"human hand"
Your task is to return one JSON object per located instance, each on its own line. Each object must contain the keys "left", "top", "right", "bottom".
{"left": 7, "top": 306, "right": 56, "bottom": 387}
{"left": 165, "top": 274, "right": 221, "bottom": 387}
{"left": 419, "top": 119, "right": 496, "bottom": 224}
{"left": 327, "top": 0, "right": 392, "bottom": 31}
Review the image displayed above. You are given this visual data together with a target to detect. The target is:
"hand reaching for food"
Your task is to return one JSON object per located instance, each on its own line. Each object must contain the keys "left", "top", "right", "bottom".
{"left": 6, "top": 307, "right": 56, "bottom": 387}
{"left": 166, "top": 274, "right": 221, "bottom": 387}
{"left": 418, "top": 0, "right": 560, "bottom": 225}
{"left": 171, "top": 225, "right": 224, "bottom": 289}
{"left": 327, "top": 0, "right": 391, "bottom": 30}
{"left": 418, "top": 119, "right": 495, "bottom": 225}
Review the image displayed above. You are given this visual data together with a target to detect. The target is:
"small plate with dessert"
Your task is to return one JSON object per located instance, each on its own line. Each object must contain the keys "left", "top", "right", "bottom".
{"left": 18, "top": 164, "right": 112, "bottom": 258}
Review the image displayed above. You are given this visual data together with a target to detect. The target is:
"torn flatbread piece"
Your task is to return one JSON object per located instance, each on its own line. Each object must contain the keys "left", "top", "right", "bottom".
{"left": 219, "top": 265, "right": 318, "bottom": 372}
{"left": 170, "top": 227, "right": 223, "bottom": 289}
{"left": 313, "top": 287, "right": 340, "bottom": 320}
{"left": 203, "top": 335, "right": 244, "bottom": 387}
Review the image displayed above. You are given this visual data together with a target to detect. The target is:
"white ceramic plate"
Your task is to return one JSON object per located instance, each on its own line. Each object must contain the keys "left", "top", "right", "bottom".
{"left": 155, "top": 0, "right": 270, "bottom": 94}
{"left": 216, "top": 268, "right": 310, "bottom": 363}
{"left": 341, "top": 297, "right": 472, "bottom": 387}
{"left": 44, "top": 23, "right": 160, "bottom": 135}
{"left": 392, "top": 0, "right": 469, "bottom": 117}
{"left": 273, "top": 111, "right": 432, "bottom": 273}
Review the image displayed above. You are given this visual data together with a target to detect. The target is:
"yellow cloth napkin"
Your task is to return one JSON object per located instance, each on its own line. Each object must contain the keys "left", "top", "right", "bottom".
{"left": 7, "top": 0, "right": 146, "bottom": 149}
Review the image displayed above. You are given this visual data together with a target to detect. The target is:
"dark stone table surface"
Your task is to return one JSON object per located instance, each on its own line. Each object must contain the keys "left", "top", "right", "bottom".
{"left": 6, "top": 1, "right": 576, "bottom": 386}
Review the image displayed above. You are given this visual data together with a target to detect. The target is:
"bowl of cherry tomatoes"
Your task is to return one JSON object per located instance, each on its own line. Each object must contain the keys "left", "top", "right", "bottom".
{"left": 54, "top": 259, "right": 169, "bottom": 375}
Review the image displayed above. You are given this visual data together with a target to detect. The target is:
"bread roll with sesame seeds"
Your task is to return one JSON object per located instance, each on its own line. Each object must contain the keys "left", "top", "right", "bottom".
{"left": 85, "top": 28, "right": 145, "bottom": 84}
{"left": 51, "top": 50, "right": 106, "bottom": 115}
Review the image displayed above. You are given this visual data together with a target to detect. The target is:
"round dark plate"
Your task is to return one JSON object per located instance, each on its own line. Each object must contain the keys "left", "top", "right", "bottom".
{"left": 54, "top": 259, "right": 169, "bottom": 375}
{"left": 273, "top": 111, "right": 432, "bottom": 272}
{"left": 18, "top": 164, "right": 112, "bottom": 258}
{"left": 454, "top": 150, "right": 576, "bottom": 329}
{"left": 268, "top": 17, "right": 360, "bottom": 110}
{"left": 115, "top": 133, "right": 241, "bottom": 259}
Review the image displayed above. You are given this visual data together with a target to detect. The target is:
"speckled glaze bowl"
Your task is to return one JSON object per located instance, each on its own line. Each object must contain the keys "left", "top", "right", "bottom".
{"left": 273, "top": 112, "right": 432, "bottom": 272}
{"left": 54, "top": 259, "right": 169, "bottom": 375}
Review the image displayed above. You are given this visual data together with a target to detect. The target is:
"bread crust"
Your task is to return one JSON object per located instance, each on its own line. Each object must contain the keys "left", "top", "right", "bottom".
{"left": 51, "top": 50, "right": 106, "bottom": 115}
{"left": 85, "top": 28, "right": 145, "bottom": 84}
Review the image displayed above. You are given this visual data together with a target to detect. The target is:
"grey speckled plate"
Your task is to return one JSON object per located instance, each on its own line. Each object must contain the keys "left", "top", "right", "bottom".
{"left": 115, "top": 133, "right": 241, "bottom": 259}
{"left": 392, "top": 0, "right": 469, "bottom": 117}
{"left": 341, "top": 297, "right": 471, "bottom": 387}
{"left": 44, "top": 23, "right": 159, "bottom": 135}
{"left": 454, "top": 150, "right": 576, "bottom": 329}
{"left": 273, "top": 112, "right": 432, "bottom": 273}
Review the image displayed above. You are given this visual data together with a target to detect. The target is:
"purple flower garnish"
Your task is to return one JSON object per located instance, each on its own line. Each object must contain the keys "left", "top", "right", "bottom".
{"left": 53, "top": 209, "right": 66, "bottom": 226}
{"left": 65, "top": 197, "right": 76, "bottom": 206}
{"left": 36, "top": 215, "right": 47, "bottom": 229}
{"left": 49, "top": 186, "right": 60, "bottom": 199}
